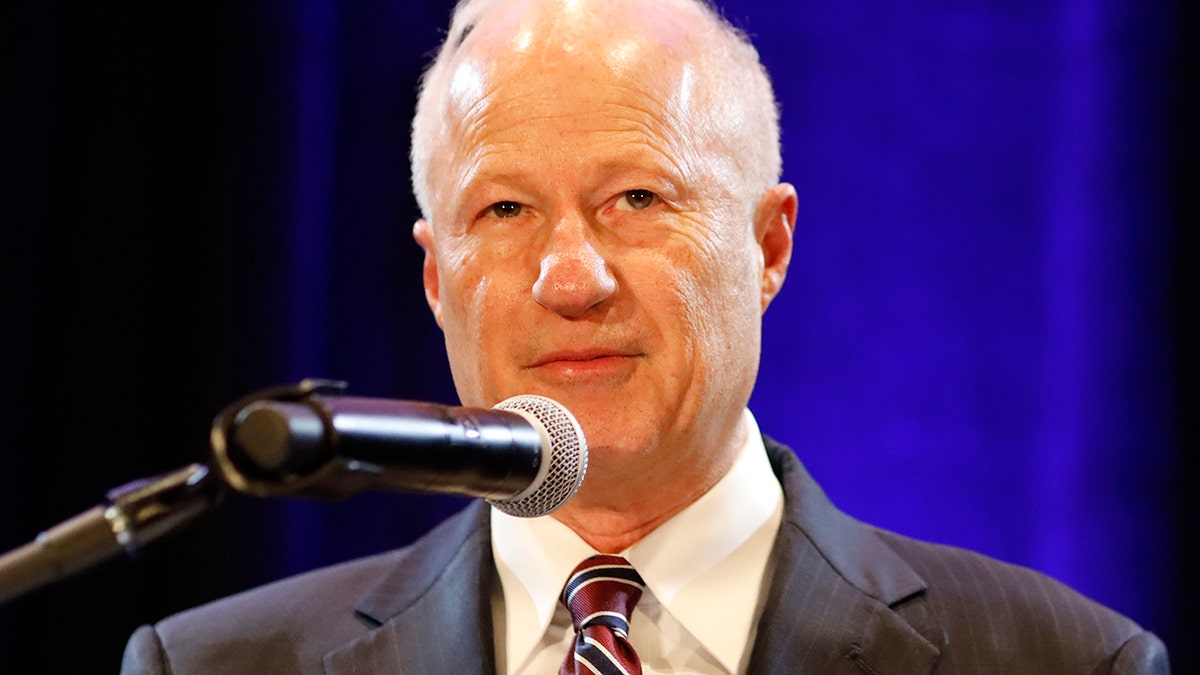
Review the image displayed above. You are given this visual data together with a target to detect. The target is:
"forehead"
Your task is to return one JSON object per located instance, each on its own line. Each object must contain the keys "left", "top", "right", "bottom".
{"left": 419, "top": 0, "right": 752, "bottom": 216}
{"left": 446, "top": 0, "right": 708, "bottom": 103}
{"left": 447, "top": 57, "right": 696, "bottom": 141}
{"left": 440, "top": 65, "right": 707, "bottom": 213}
{"left": 443, "top": 1, "right": 711, "bottom": 149}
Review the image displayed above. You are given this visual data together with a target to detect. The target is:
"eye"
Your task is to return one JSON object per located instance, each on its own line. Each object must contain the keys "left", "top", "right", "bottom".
{"left": 616, "top": 190, "right": 657, "bottom": 211}
{"left": 485, "top": 201, "right": 523, "bottom": 218}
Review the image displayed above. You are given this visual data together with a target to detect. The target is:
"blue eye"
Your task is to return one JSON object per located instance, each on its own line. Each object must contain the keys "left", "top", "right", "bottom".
{"left": 618, "top": 190, "right": 657, "bottom": 211}
{"left": 489, "top": 201, "right": 523, "bottom": 218}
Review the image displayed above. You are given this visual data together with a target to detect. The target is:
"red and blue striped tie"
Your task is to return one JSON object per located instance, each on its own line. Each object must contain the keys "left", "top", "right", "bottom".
{"left": 559, "top": 555, "right": 646, "bottom": 675}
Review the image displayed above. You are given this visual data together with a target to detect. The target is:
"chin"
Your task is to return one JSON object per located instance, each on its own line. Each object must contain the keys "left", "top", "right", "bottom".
{"left": 578, "top": 426, "right": 658, "bottom": 463}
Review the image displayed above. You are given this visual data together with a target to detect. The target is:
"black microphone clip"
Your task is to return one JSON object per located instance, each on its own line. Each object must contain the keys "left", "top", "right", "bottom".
{"left": 210, "top": 378, "right": 354, "bottom": 499}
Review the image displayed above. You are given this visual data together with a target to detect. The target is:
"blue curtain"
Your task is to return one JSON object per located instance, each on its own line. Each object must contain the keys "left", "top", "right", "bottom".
{"left": 1, "top": 0, "right": 1190, "bottom": 670}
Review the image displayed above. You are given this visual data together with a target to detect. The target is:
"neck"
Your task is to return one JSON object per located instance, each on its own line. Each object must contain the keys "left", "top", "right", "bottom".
{"left": 552, "top": 488, "right": 702, "bottom": 553}
{"left": 551, "top": 419, "right": 748, "bottom": 552}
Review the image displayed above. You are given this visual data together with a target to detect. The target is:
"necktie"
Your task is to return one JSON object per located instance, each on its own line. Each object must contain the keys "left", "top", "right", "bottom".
{"left": 559, "top": 554, "right": 646, "bottom": 675}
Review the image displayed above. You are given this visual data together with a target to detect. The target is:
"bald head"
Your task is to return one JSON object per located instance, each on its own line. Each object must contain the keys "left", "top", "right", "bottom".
{"left": 407, "top": 0, "right": 798, "bottom": 543}
{"left": 409, "top": 0, "right": 781, "bottom": 225}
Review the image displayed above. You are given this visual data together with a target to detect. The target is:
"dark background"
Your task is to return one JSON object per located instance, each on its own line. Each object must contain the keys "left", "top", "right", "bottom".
{"left": 2, "top": 1, "right": 1194, "bottom": 672}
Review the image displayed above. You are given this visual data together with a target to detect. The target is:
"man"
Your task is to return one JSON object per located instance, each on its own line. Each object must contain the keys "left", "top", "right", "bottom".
{"left": 121, "top": 0, "right": 1170, "bottom": 672}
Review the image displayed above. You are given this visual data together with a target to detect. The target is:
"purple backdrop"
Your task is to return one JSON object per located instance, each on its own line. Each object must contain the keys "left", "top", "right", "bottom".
{"left": 211, "top": 0, "right": 1185, "bottom": 644}
{"left": 1, "top": 0, "right": 1186, "bottom": 669}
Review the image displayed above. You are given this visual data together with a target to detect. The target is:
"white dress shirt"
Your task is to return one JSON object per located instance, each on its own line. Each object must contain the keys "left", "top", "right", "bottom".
{"left": 490, "top": 408, "right": 784, "bottom": 674}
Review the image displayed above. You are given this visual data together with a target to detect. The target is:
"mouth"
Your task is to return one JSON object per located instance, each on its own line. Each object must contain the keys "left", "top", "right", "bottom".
{"left": 527, "top": 349, "right": 642, "bottom": 378}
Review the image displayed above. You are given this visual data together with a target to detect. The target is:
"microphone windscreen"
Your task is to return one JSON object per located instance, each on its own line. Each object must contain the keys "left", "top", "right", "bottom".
{"left": 488, "top": 395, "right": 588, "bottom": 517}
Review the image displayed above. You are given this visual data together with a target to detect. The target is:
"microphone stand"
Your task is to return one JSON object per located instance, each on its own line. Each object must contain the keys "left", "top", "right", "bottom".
{"left": 0, "top": 462, "right": 223, "bottom": 606}
{"left": 0, "top": 380, "right": 338, "bottom": 607}
{"left": 0, "top": 379, "right": 358, "bottom": 607}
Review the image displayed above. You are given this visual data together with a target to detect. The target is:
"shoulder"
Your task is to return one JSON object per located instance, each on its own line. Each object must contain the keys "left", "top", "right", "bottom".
{"left": 121, "top": 549, "right": 398, "bottom": 674}
{"left": 163, "top": 545, "right": 401, "bottom": 638}
{"left": 121, "top": 500, "right": 491, "bottom": 675}
{"left": 761, "top": 436, "right": 1169, "bottom": 673}
{"left": 873, "top": 528, "right": 1170, "bottom": 673}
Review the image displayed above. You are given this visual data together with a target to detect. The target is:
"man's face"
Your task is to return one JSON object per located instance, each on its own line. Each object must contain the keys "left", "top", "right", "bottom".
{"left": 414, "top": 5, "right": 787, "bottom": 498}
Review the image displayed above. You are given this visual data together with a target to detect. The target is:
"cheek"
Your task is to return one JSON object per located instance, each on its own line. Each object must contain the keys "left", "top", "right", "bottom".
{"left": 663, "top": 236, "right": 761, "bottom": 361}
{"left": 435, "top": 243, "right": 491, "bottom": 344}
{"left": 438, "top": 239, "right": 532, "bottom": 339}
{"left": 435, "top": 247, "right": 506, "bottom": 406}
{"left": 440, "top": 234, "right": 499, "bottom": 301}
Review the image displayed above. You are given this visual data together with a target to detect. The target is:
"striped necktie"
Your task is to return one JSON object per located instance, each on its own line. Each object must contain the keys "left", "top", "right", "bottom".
{"left": 559, "top": 554, "right": 646, "bottom": 675}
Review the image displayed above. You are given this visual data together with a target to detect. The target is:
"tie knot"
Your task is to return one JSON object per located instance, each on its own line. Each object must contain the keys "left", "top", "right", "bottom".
{"left": 561, "top": 555, "right": 645, "bottom": 633}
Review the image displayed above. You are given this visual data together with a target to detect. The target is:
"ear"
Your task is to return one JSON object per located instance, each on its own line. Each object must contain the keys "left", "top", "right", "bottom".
{"left": 412, "top": 219, "right": 444, "bottom": 328}
{"left": 753, "top": 183, "right": 797, "bottom": 313}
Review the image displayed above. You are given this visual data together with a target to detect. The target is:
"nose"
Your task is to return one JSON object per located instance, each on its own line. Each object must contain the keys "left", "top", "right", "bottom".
{"left": 532, "top": 218, "right": 616, "bottom": 318}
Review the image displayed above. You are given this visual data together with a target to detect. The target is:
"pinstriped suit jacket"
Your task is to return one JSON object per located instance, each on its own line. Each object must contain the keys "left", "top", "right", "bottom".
{"left": 121, "top": 438, "right": 1170, "bottom": 674}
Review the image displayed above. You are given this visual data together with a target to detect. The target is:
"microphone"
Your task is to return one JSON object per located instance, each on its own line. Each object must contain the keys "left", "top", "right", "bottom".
{"left": 209, "top": 381, "right": 588, "bottom": 518}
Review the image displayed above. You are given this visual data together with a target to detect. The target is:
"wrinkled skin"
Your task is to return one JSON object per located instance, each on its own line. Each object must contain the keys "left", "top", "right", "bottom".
{"left": 413, "top": 0, "right": 796, "bottom": 551}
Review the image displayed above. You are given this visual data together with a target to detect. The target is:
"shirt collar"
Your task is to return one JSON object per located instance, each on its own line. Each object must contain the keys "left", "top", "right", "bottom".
{"left": 491, "top": 408, "right": 783, "bottom": 673}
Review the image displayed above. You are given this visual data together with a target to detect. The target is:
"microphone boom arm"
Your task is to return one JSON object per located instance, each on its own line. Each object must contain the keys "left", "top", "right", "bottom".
{"left": 0, "top": 462, "right": 222, "bottom": 606}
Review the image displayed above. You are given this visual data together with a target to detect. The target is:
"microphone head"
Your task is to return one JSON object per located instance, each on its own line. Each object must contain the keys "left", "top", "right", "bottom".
{"left": 489, "top": 395, "right": 588, "bottom": 517}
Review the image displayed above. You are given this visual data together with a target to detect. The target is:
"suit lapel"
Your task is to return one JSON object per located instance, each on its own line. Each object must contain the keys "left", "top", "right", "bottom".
{"left": 316, "top": 439, "right": 945, "bottom": 674}
{"left": 323, "top": 501, "right": 497, "bottom": 675}
{"left": 747, "top": 440, "right": 942, "bottom": 675}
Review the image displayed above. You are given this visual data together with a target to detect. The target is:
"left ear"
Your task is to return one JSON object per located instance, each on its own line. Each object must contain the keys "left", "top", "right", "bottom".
{"left": 753, "top": 183, "right": 798, "bottom": 312}
{"left": 412, "top": 218, "right": 444, "bottom": 328}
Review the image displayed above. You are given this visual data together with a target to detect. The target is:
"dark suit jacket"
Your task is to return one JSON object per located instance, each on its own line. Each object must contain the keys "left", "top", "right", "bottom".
{"left": 121, "top": 438, "right": 1170, "bottom": 674}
